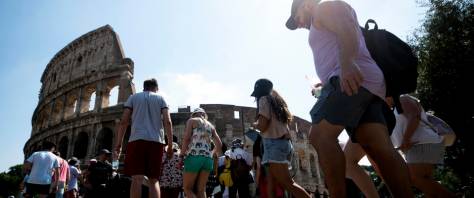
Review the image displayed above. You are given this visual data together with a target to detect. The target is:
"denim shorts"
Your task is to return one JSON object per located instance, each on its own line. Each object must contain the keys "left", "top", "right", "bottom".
{"left": 262, "top": 138, "right": 293, "bottom": 165}
{"left": 310, "top": 76, "right": 394, "bottom": 142}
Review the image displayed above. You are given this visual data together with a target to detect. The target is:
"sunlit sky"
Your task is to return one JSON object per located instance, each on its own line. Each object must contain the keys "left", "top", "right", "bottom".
{"left": 0, "top": 0, "right": 427, "bottom": 172}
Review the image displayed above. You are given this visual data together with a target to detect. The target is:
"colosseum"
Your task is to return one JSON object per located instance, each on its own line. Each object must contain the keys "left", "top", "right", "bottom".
{"left": 23, "top": 25, "right": 328, "bottom": 196}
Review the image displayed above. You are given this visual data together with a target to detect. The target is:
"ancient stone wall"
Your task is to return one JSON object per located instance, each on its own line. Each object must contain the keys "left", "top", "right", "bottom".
{"left": 171, "top": 104, "right": 328, "bottom": 195}
{"left": 24, "top": 25, "right": 135, "bottom": 161}
{"left": 24, "top": 25, "right": 328, "bottom": 196}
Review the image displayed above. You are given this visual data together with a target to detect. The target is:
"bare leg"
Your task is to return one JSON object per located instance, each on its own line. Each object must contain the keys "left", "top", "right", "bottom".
{"left": 356, "top": 123, "right": 414, "bottom": 197}
{"left": 408, "top": 164, "right": 455, "bottom": 198}
{"left": 196, "top": 171, "right": 210, "bottom": 198}
{"left": 183, "top": 172, "right": 198, "bottom": 198}
{"left": 148, "top": 178, "right": 161, "bottom": 198}
{"left": 268, "top": 163, "right": 310, "bottom": 198}
{"left": 266, "top": 169, "right": 275, "bottom": 198}
{"left": 344, "top": 140, "right": 379, "bottom": 198}
{"left": 130, "top": 175, "right": 144, "bottom": 198}
{"left": 308, "top": 119, "right": 346, "bottom": 198}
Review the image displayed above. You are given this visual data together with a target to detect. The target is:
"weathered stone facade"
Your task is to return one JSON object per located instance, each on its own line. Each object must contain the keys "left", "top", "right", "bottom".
{"left": 23, "top": 25, "right": 328, "bottom": 196}
{"left": 172, "top": 105, "right": 329, "bottom": 196}
{"left": 23, "top": 25, "right": 135, "bottom": 161}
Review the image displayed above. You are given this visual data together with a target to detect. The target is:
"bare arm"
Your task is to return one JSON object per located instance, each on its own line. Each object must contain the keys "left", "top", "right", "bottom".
{"left": 66, "top": 164, "right": 70, "bottom": 184}
{"left": 53, "top": 167, "right": 60, "bottom": 188}
{"left": 253, "top": 115, "right": 270, "bottom": 132}
{"left": 315, "top": 1, "right": 363, "bottom": 95}
{"left": 114, "top": 108, "right": 131, "bottom": 159}
{"left": 161, "top": 108, "right": 173, "bottom": 146}
{"left": 162, "top": 107, "right": 174, "bottom": 158}
{"left": 23, "top": 161, "right": 32, "bottom": 174}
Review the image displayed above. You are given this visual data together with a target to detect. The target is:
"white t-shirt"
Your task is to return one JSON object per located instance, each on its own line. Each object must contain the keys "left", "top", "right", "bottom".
{"left": 391, "top": 108, "right": 443, "bottom": 148}
{"left": 26, "top": 151, "right": 60, "bottom": 185}
{"left": 225, "top": 148, "right": 253, "bottom": 166}
{"left": 125, "top": 91, "right": 169, "bottom": 143}
{"left": 67, "top": 166, "right": 81, "bottom": 190}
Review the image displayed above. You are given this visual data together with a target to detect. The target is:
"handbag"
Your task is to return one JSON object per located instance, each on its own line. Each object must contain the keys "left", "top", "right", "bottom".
{"left": 421, "top": 113, "right": 456, "bottom": 146}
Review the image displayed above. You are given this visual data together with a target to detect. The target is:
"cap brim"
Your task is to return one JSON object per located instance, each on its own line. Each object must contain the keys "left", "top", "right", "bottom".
{"left": 286, "top": 17, "right": 298, "bottom": 30}
{"left": 250, "top": 90, "right": 256, "bottom": 97}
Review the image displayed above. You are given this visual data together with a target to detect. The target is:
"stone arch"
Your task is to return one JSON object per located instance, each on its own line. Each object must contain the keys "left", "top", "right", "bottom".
{"left": 64, "top": 91, "right": 79, "bottom": 119}
{"left": 58, "top": 136, "right": 69, "bottom": 159}
{"left": 102, "top": 79, "right": 119, "bottom": 108}
{"left": 310, "top": 154, "right": 317, "bottom": 177}
{"left": 52, "top": 99, "right": 64, "bottom": 124}
{"left": 80, "top": 84, "right": 97, "bottom": 113}
{"left": 74, "top": 132, "right": 89, "bottom": 159}
{"left": 39, "top": 108, "right": 49, "bottom": 130}
{"left": 88, "top": 92, "right": 96, "bottom": 111}
{"left": 96, "top": 128, "right": 113, "bottom": 154}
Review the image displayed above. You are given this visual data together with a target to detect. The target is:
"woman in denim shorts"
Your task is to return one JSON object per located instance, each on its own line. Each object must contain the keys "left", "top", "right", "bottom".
{"left": 251, "top": 79, "right": 310, "bottom": 198}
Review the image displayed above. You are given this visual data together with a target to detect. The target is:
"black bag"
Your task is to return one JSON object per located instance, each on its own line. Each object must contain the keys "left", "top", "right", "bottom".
{"left": 230, "top": 157, "right": 251, "bottom": 184}
{"left": 361, "top": 19, "right": 418, "bottom": 113}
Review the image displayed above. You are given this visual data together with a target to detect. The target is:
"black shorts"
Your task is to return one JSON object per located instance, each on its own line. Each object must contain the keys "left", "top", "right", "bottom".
{"left": 26, "top": 182, "right": 51, "bottom": 195}
{"left": 310, "top": 76, "right": 395, "bottom": 142}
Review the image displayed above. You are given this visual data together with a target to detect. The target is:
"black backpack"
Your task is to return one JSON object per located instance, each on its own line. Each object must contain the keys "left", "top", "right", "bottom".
{"left": 230, "top": 155, "right": 251, "bottom": 183}
{"left": 361, "top": 19, "right": 418, "bottom": 113}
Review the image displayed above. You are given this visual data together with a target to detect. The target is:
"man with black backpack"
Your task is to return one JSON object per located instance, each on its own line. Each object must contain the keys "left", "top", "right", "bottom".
{"left": 224, "top": 138, "right": 252, "bottom": 198}
{"left": 286, "top": 0, "right": 414, "bottom": 197}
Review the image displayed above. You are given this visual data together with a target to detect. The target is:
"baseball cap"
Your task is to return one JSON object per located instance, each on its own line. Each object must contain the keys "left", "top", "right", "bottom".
{"left": 232, "top": 138, "right": 243, "bottom": 148}
{"left": 286, "top": 0, "right": 305, "bottom": 30}
{"left": 99, "top": 149, "right": 112, "bottom": 155}
{"left": 68, "top": 157, "right": 80, "bottom": 166}
{"left": 250, "top": 79, "right": 273, "bottom": 97}
{"left": 191, "top": 107, "right": 206, "bottom": 116}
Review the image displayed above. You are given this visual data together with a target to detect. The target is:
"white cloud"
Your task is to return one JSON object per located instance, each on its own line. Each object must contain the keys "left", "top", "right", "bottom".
{"left": 159, "top": 73, "right": 254, "bottom": 112}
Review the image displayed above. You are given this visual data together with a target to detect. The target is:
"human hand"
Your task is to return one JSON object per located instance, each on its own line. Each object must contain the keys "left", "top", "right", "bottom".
{"left": 340, "top": 61, "right": 363, "bottom": 96}
{"left": 113, "top": 146, "right": 121, "bottom": 161}
{"left": 311, "top": 83, "right": 323, "bottom": 97}
{"left": 399, "top": 140, "right": 418, "bottom": 153}
{"left": 166, "top": 144, "right": 173, "bottom": 159}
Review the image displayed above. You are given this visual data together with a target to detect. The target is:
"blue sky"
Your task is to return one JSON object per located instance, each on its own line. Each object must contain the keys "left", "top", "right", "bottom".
{"left": 0, "top": 0, "right": 426, "bottom": 172}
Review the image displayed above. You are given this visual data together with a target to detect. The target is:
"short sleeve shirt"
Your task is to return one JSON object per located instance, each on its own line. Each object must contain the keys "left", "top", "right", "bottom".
{"left": 125, "top": 91, "right": 169, "bottom": 143}
{"left": 67, "top": 166, "right": 81, "bottom": 190}
{"left": 57, "top": 158, "right": 69, "bottom": 182}
{"left": 26, "top": 151, "right": 60, "bottom": 185}
{"left": 258, "top": 95, "right": 290, "bottom": 139}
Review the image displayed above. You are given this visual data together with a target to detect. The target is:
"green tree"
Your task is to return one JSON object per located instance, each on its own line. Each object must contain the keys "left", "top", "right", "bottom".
{"left": 412, "top": 0, "right": 473, "bottom": 195}
{"left": 0, "top": 164, "right": 23, "bottom": 197}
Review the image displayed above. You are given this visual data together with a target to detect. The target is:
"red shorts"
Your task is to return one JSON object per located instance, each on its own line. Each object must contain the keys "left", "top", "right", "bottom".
{"left": 124, "top": 140, "right": 164, "bottom": 179}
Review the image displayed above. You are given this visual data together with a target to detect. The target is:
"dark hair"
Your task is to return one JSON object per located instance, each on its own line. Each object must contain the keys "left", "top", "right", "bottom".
{"left": 221, "top": 143, "right": 228, "bottom": 153}
{"left": 143, "top": 78, "right": 158, "bottom": 90}
{"left": 42, "top": 141, "right": 56, "bottom": 151}
{"left": 68, "top": 158, "right": 79, "bottom": 166}
{"left": 258, "top": 90, "right": 293, "bottom": 124}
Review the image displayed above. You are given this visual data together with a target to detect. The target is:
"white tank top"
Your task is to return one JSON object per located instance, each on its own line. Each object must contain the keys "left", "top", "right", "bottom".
{"left": 391, "top": 108, "right": 443, "bottom": 148}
